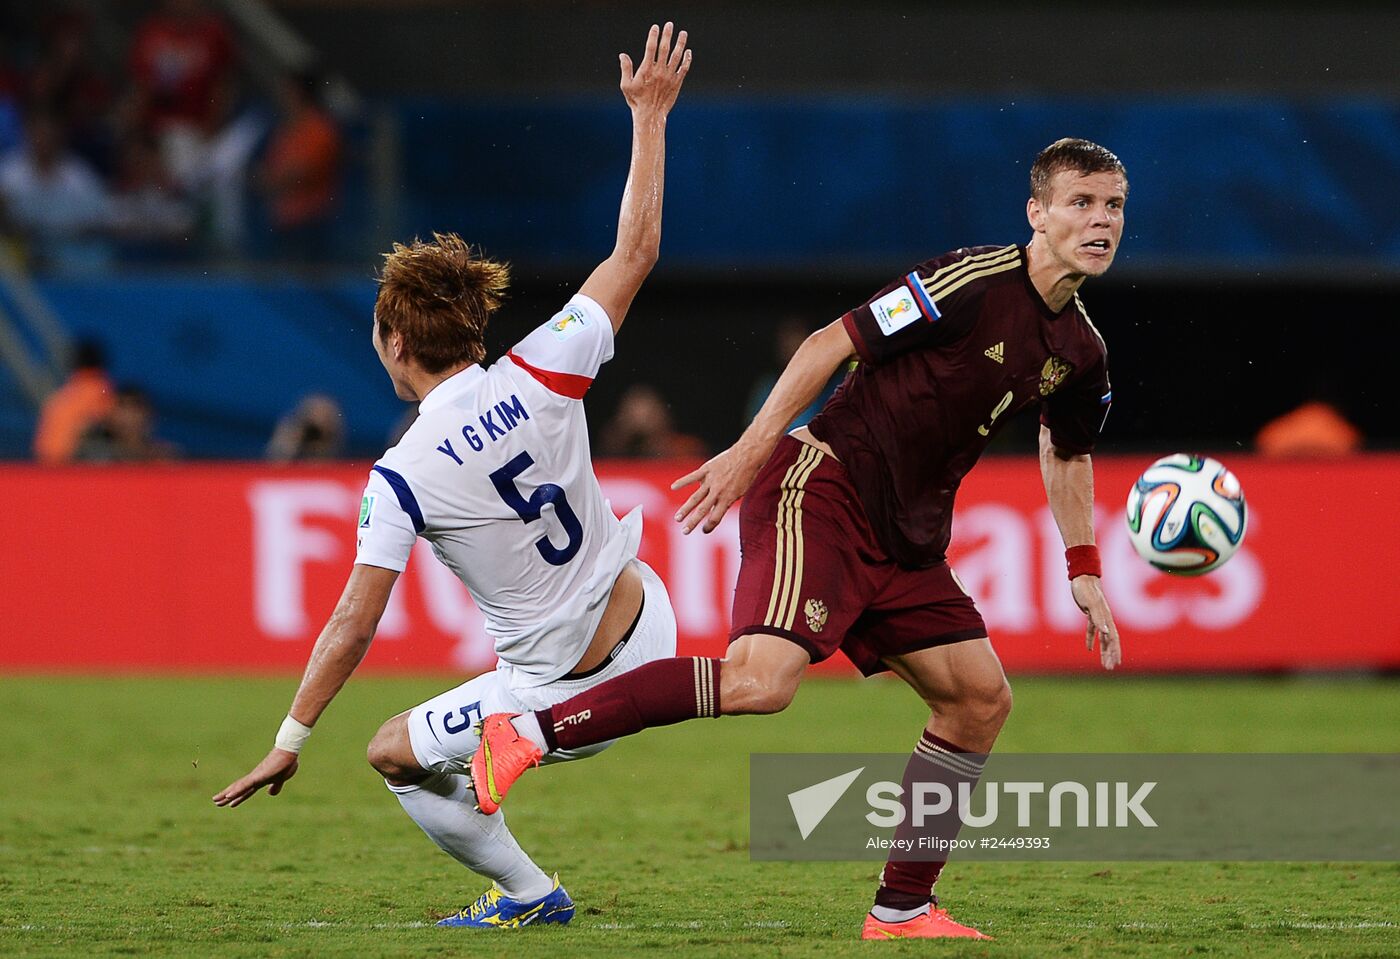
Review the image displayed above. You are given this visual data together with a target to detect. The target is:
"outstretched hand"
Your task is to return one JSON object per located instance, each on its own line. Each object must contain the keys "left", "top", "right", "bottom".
{"left": 1071, "top": 575, "right": 1121, "bottom": 670}
{"left": 212, "top": 748, "right": 299, "bottom": 809}
{"left": 672, "top": 441, "right": 765, "bottom": 535}
{"left": 620, "top": 22, "right": 691, "bottom": 117}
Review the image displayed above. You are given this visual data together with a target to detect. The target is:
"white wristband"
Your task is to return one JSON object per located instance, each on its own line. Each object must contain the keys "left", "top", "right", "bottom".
{"left": 274, "top": 715, "right": 313, "bottom": 754}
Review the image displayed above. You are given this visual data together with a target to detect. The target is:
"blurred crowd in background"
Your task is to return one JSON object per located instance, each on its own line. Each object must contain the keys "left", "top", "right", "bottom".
{"left": 0, "top": 1, "right": 1388, "bottom": 465}
{"left": 0, "top": 0, "right": 342, "bottom": 273}
{"left": 29, "top": 322, "right": 842, "bottom": 465}
{"left": 31, "top": 322, "right": 1363, "bottom": 467}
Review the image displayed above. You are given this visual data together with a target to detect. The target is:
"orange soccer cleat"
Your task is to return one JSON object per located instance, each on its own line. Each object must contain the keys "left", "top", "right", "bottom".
{"left": 470, "top": 713, "right": 542, "bottom": 815}
{"left": 861, "top": 907, "right": 993, "bottom": 940}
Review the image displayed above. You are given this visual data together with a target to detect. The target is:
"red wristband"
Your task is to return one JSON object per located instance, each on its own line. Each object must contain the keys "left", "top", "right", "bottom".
{"left": 1066, "top": 544, "right": 1102, "bottom": 580}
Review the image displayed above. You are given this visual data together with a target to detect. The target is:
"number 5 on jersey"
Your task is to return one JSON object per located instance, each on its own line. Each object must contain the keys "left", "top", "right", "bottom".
{"left": 489, "top": 451, "right": 584, "bottom": 565}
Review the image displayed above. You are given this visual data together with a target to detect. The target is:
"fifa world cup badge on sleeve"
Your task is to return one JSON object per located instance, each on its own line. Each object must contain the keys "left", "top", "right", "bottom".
{"left": 548, "top": 306, "right": 589, "bottom": 341}
{"left": 359, "top": 494, "right": 377, "bottom": 529}
{"left": 870, "top": 286, "right": 923, "bottom": 336}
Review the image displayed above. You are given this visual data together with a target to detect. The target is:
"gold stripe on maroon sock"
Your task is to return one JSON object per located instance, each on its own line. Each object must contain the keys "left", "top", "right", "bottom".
{"left": 692, "top": 657, "right": 704, "bottom": 718}
{"left": 916, "top": 740, "right": 985, "bottom": 776}
{"left": 916, "top": 748, "right": 981, "bottom": 779}
{"left": 916, "top": 735, "right": 984, "bottom": 776}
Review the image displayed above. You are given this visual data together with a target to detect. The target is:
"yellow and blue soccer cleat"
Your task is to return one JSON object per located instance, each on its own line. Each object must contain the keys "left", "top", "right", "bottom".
{"left": 436, "top": 875, "right": 575, "bottom": 928}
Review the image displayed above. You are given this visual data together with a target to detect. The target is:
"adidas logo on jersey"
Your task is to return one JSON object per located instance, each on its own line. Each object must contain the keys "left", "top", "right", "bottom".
{"left": 985, "top": 342, "right": 1004, "bottom": 364}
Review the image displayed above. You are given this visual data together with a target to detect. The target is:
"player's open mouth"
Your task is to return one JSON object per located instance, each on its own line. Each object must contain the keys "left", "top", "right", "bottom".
{"left": 1081, "top": 240, "right": 1111, "bottom": 254}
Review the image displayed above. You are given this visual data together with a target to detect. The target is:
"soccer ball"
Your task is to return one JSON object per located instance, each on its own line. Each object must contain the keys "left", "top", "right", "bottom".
{"left": 1125, "top": 454, "right": 1247, "bottom": 576}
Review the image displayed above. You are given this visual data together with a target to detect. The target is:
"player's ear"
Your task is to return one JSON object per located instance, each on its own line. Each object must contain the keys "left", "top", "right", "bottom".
{"left": 1026, "top": 196, "right": 1046, "bottom": 233}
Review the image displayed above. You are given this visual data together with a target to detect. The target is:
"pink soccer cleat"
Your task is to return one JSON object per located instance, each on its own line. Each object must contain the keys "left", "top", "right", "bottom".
{"left": 861, "top": 907, "right": 993, "bottom": 940}
{"left": 470, "top": 713, "right": 542, "bottom": 815}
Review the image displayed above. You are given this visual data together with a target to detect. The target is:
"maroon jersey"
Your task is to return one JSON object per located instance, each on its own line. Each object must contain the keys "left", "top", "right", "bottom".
{"left": 807, "top": 244, "right": 1111, "bottom": 568}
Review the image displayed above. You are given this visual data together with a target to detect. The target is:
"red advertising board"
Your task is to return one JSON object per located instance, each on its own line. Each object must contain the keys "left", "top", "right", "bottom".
{"left": 2, "top": 456, "right": 1397, "bottom": 674}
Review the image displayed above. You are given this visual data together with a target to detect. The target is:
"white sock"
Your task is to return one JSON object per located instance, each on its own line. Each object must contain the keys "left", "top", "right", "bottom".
{"left": 510, "top": 711, "right": 549, "bottom": 751}
{"left": 871, "top": 903, "right": 931, "bottom": 923}
{"left": 388, "top": 772, "right": 554, "bottom": 902}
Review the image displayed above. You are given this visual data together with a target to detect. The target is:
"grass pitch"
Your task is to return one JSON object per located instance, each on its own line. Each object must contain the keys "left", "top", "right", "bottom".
{"left": 2, "top": 674, "right": 1397, "bottom": 958}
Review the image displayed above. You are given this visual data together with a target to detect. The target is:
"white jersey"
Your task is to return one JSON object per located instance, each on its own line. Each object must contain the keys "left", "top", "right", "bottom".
{"left": 355, "top": 293, "right": 640, "bottom": 689}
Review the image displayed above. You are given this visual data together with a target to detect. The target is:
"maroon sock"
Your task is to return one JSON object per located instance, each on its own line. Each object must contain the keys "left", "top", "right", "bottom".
{"left": 534, "top": 656, "right": 722, "bottom": 752}
{"left": 873, "top": 732, "right": 988, "bottom": 912}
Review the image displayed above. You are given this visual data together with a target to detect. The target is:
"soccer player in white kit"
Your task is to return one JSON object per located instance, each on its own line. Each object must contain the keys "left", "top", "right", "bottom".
{"left": 214, "top": 23, "right": 692, "bottom": 928}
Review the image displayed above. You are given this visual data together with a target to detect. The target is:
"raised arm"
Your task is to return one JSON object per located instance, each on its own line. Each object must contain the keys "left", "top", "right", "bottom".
{"left": 673, "top": 318, "right": 856, "bottom": 534}
{"left": 1039, "top": 425, "right": 1121, "bottom": 669}
{"left": 213, "top": 564, "right": 398, "bottom": 807}
{"left": 579, "top": 22, "right": 691, "bottom": 331}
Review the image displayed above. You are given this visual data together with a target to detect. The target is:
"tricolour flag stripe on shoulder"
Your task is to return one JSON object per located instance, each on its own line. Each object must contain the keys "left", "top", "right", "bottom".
{"left": 906, "top": 272, "right": 942, "bottom": 321}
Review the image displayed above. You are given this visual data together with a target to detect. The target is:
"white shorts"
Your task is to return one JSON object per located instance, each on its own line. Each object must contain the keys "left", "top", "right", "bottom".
{"left": 406, "top": 561, "right": 677, "bottom": 773}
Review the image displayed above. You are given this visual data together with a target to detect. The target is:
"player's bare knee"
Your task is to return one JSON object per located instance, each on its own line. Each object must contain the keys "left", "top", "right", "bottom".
{"left": 748, "top": 678, "right": 798, "bottom": 715}
{"left": 365, "top": 732, "right": 396, "bottom": 777}
{"left": 966, "top": 679, "right": 1013, "bottom": 733}
{"left": 366, "top": 718, "right": 421, "bottom": 781}
{"left": 933, "top": 677, "right": 1012, "bottom": 738}
{"left": 720, "top": 634, "right": 808, "bottom": 715}
{"left": 988, "top": 680, "right": 1013, "bottom": 725}
{"left": 721, "top": 662, "right": 798, "bottom": 715}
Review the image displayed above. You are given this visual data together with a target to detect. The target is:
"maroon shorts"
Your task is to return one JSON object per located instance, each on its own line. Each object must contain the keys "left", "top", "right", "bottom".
{"left": 730, "top": 436, "right": 987, "bottom": 676}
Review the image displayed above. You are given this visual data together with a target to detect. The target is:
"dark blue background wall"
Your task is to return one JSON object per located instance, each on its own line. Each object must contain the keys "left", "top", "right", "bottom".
{"left": 34, "top": 276, "right": 396, "bottom": 458}
{"left": 395, "top": 96, "right": 1400, "bottom": 272}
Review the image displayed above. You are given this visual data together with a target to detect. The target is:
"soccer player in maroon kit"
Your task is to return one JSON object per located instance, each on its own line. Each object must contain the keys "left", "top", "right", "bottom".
{"left": 473, "top": 138, "right": 1127, "bottom": 940}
